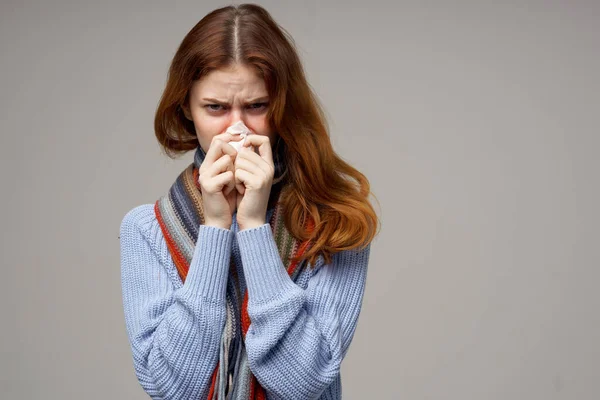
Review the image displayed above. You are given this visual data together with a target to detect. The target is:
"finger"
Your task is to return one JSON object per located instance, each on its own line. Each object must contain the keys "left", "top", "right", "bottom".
{"left": 219, "top": 157, "right": 236, "bottom": 195}
{"left": 234, "top": 155, "right": 264, "bottom": 177}
{"left": 203, "top": 170, "right": 234, "bottom": 193}
{"left": 224, "top": 177, "right": 236, "bottom": 195}
{"left": 202, "top": 136, "right": 229, "bottom": 167}
{"left": 207, "top": 153, "right": 235, "bottom": 177}
{"left": 199, "top": 155, "right": 235, "bottom": 195}
{"left": 221, "top": 170, "right": 236, "bottom": 195}
{"left": 218, "top": 135, "right": 243, "bottom": 159}
{"left": 202, "top": 133, "right": 240, "bottom": 166}
{"left": 237, "top": 147, "right": 273, "bottom": 177}
{"left": 238, "top": 142, "right": 274, "bottom": 177}
{"left": 234, "top": 168, "right": 248, "bottom": 195}
{"left": 241, "top": 134, "right": 273, "bottom": 166}
{"left": 235, "top": 167, "right": 262, "bottom": 191}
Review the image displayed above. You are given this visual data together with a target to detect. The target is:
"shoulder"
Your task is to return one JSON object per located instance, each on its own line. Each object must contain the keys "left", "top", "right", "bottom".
{"left": 119, "top": 203, "right": 184, "bottom": 288}
{"left": 119, "top": 204, "right": 170, "bottom": 265}
{"left": 322, "top": 242, "right": 371, "bottom": 271}
{"left": 336, "top": 242, "right": 371, "bottom": 263}
{"left": 120, "top": 204, "right": 156, "bottom": 236}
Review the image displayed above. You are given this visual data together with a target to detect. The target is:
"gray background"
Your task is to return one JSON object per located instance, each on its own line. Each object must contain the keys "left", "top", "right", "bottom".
{"left": 1, "top": 0, "right": 599, "bottom": 399}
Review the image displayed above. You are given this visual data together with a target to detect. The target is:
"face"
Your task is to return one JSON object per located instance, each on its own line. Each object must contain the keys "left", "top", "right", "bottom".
{"left": 183, "top": 63, "right": 276, "bottom": 154}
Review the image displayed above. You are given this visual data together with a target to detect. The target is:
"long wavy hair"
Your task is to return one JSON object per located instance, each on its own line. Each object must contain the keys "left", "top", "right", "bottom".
{"left": 154, "top": 3, "right": 380, "bottom": 266}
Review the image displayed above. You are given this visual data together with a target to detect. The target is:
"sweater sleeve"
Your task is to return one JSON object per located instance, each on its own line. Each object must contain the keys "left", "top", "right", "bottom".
{"left": 119, "top": 205, "right": 234, "bottom": 399}
{"left": 236, "top": 223, "right": 371, "bottom": 400}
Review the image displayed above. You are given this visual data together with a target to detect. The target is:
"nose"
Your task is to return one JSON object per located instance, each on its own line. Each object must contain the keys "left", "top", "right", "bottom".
{"left": 226, "top": 115, "right": 251, "bottom": 134}
{"left": 229, "top": 107, "right": 244, "bottom": 125}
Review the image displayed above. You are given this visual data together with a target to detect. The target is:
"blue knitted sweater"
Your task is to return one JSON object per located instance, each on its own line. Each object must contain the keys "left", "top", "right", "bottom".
{"left": 119, "top": 203, "right": 371, "bottom": 399}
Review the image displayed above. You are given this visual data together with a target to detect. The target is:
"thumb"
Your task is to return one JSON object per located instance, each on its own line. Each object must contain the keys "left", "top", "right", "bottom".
{"left": 235, "top": 172, "right": 245, "bottom": 195}
{"left": 224, "top": 171, "right": 236, "bottom": 195}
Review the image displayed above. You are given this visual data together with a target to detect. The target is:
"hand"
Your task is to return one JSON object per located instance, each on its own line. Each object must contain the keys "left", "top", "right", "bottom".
{"left": 234, "top": 134, "right": 274, "bottom": 230}
{"left": 197, "top": 132, "right": 243, "bottom": 229}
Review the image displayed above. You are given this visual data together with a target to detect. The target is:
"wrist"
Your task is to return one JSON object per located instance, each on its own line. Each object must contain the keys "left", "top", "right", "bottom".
{"left": 238, "top": 220, "right": 265, "bottom": 231}
{"left": 204, "top": 220, "right": 231, "bottom": 230}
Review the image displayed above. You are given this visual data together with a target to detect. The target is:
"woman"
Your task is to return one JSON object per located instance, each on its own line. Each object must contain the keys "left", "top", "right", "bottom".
{"left": 120, "top": 4, "right": 379, "bottom": 399}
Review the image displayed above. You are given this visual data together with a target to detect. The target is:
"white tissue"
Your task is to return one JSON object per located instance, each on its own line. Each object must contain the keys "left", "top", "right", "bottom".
{"left": 225, "top": 121, "right": 252, "bottom": 151}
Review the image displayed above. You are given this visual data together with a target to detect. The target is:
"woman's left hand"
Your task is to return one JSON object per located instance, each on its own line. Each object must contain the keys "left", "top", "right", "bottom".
{"left": 234, "top": 134, "right": 274, "bottom": 230}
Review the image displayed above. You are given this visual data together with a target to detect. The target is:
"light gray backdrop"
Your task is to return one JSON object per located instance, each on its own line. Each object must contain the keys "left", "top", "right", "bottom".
{"left": 1, "top": 0, "right": 598, "bottom": 399}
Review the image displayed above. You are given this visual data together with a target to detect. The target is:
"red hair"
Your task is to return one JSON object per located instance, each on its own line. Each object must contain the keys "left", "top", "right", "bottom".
{"left": 154, "top": 4, "right": 380, "bottom": 266}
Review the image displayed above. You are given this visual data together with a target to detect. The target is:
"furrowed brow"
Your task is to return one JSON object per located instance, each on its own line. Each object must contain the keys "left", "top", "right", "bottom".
{"left": 202, "top": 97, "right": 269, "bottom": 105}
{"left": 246, "top": 96, "right": 269, "bottom": 103}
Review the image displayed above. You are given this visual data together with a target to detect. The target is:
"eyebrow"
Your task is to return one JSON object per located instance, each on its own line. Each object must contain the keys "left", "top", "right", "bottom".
{"left": 202, "top": 96, "right": 269, "bottom": 105}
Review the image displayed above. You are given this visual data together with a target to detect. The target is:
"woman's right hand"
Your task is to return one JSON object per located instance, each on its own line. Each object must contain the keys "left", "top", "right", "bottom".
{"left": 198, "top": 133, "right": 242, "bottom": 230}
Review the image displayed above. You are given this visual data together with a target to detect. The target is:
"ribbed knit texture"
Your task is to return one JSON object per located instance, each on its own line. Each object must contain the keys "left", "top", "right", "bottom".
{"left": 155, "top": 142, "right": 314, "bottom": 399}
{"left": 120, "top": 205, "right": 370, "bottom": 399}
{"left": 120, "top": 147, "right": 371, "bottom": 399}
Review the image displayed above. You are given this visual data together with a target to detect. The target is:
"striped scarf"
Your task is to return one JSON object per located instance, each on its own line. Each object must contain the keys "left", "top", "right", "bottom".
{"left": 154, "top": 138, "right": 315, "bottom": 399}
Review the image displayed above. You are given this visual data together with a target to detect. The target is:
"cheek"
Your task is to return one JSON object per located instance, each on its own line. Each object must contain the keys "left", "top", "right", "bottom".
{"left": 194, "top": 113, "right": 228, "bottom": 136}
{"left": 193, "top": 116, "right": 230, "bottom": 152}
{"left": 246, "top": 116, "right": 271, "bottom": 136}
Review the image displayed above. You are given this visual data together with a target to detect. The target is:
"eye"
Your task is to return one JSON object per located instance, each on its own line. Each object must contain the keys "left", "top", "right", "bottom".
{"left": 248, "top": 102, "right": 268, "bottom": 111}
{"left": 206, "top": 104, "right": 224, "bottom": 112}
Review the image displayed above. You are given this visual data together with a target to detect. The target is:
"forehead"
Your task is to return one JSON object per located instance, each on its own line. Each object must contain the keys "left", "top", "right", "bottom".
{"left": 191, "top": 65, "right": 267, "bottom": 97}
